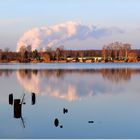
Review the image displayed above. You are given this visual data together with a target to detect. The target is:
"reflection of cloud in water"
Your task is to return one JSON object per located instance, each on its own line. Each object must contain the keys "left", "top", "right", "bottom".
{"left": 16, "top": 70, "right": 77, "bottom": 101}
{"left": 16, "top": 69, "right": 97, "bottom": 101}
{"left": 17, "top": 70, "right": 40, "bottom": 93}
{"left": 16, "top": 69, "right": 140, "bottom": 101}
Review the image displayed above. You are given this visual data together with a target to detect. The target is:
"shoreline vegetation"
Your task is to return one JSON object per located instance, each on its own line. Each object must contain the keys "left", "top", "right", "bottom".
{"left": 0, "top": 42, "right": 140, "bottom": 63}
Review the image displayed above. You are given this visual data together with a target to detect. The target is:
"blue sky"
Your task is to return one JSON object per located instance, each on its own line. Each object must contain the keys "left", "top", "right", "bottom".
{"left": 0, "top": 0, "right": 140, "bottom": 50}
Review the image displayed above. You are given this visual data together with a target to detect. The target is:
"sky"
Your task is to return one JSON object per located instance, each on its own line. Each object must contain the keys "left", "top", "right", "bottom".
{"left": 0, "top": 0, "right": 140, "bottom": 50}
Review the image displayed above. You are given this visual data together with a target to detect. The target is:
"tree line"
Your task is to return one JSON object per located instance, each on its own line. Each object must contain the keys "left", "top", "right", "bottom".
{"left": 0, "top": 42, "right": 140, "bottom": 62}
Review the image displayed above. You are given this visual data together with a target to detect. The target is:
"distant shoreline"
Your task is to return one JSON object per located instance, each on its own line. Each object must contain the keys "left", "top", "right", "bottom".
{"left": 0, "top": 46, "right": 139, "bottom": 63}
{"left": 0, "top": 60, "right": 140, "bottom": 64}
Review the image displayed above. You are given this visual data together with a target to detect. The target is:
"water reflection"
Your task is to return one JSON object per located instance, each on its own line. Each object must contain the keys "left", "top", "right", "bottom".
{"left": 1, "top": 68, "right": 139, "bottom": 81}
{"left": 1, "top": 68, "right": 140, "bottom": 101}
{"left": 16, "top": 68, "right": 140, "bottom": 101}
{"left": 0, "top": 69, "right": 14, "bottom": 77}
{"left": 101, "top": 69, "right": 131, "bottom": 82}
{"left": 0, "top": 68, "right": 139, "bottom": 81}
{"left": 0, "top": 67, "right": 140, "bottom": 138}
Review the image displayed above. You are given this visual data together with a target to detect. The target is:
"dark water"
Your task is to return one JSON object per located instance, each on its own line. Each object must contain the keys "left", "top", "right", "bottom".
{"left": 0, "top": 63, "right": 140, "bottom": 138}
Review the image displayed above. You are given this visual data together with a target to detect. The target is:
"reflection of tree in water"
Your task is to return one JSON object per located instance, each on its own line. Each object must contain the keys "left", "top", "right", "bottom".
{"left": 1, "top": 68, "right": 140, "bottom": 83}
{"left": 14, "top": 69, "right": 38, "bottom": 77}
{"left": 17, "top": 68, "right": 140, "bottom": 82}
{"left": 32, "top": 69, "right": 99, "bottom": 79}
{"left": 101, "top": 68, "right": 135, "bottom": 82}
{"left": 18, "top": 69, "right": 35, "bottom": 80}
{"left": 32, "top": 69, "right": 38, "bottom": 75}
{"left": 16, "top": 68, "right": 140, "bottom": 101}
{"left": 0, "top": 69, "right": 14, "bottom": 77}
{"left": 17, "top": 69, "right": 101, "bottom": 101}
{"left": 42, "top": 69, "right": 64, "bottom": 79}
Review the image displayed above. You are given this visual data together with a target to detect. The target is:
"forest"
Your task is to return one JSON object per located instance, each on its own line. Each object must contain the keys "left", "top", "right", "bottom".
{"left": 0, "top": 42, "right": 139, "bottom": 63}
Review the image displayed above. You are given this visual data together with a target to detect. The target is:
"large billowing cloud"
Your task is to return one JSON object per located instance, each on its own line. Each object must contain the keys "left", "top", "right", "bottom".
{"left": 16, "top": 21, "right": 124, "bottom": 51}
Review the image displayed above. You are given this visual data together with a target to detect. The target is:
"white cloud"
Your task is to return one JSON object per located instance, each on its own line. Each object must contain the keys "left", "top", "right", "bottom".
{"left": 16, "top": 21, "right": 124, "bottom": 51}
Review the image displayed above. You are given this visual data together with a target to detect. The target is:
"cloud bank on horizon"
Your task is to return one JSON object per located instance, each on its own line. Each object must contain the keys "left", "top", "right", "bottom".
{"left": 16, "top": 21, "right": 126, "bottom": 51}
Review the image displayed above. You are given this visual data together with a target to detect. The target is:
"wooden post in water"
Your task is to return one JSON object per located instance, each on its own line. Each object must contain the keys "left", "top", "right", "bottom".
{"left": 31, "top": 92, "right": 36, "bottom": 105}
{"left": 13, "top": 99, "right": 22, "bottom": 118}
{"left": 9, "top": 94, "right": 13, "bottom": 105}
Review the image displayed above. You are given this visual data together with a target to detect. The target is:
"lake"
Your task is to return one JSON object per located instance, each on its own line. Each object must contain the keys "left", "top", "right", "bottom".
{"left": 0, "top": 63, "right": 140, "bottom": 138}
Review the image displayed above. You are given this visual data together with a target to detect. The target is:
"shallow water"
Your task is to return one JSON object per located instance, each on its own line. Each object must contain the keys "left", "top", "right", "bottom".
{"left": 0, "top": 63, "right": 140, "bottom": 138}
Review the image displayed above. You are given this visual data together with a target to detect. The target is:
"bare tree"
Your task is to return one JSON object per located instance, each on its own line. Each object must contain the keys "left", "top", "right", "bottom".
{"left": 4, "top": 47, "right": 10, "bottom": 52}
{"left": 102, "top": 42, "right": 131, "bottom": 61}
{"left": 19, "top": 46, "right": 26, "bottom": 53}
{"left": 102, "top": 46, "right": 106, "bottom": 60}
{"left": 26, "top": 45, "right": 32, "bottom": 52}
{"left": 56, "top": 48, "right": 61, "bottom": 61}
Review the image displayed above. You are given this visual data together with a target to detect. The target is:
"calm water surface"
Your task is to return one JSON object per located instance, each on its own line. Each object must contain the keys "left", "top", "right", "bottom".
{"left": 0, "top": 63, "right": 140, "bottom": 138}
